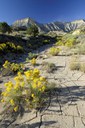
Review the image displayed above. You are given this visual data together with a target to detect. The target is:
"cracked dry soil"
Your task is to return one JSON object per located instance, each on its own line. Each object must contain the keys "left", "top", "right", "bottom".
{"left": 0, "top": 46, "right": 85, "bottom": 128}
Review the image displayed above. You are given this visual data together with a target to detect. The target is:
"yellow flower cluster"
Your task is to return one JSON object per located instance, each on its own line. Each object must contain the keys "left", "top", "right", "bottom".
{"left": 1, "top": 68, "right": 47, "bottom": 113}
{"left": 11, "top": 63, "right": 21, "bottom": 72}
{"left": 30, "top": 58, "right": 36, "bottom": 66}
{"left": 49, "top": 47, "right": 61, "bottom": 56}
{"left": 3, "top": 60, "right": 24, "bottom": 73}
{"left": 0, "top": 43, "right": 7, "bottom": 53}
{"left": 24, "top": 68, "right": 47, "bottom": 93}
{"left": 1, "top": 72, "right": 25, "bottom": 112}
{"left": 56, "top": 41, "right": 64, "bottom": 46}
{"left": 14, "top": 72, "right": 25, "bottom": 89}
{"left": 0, "top": 42, "right": 24, "bottom": 54}
{"left": 3, "top": 60, "right": 10, "bottom": 69}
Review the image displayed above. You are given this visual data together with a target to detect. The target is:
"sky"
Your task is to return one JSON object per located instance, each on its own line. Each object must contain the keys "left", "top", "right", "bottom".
{"left": 0, "top": 0, "right": 85, "bottom": 25}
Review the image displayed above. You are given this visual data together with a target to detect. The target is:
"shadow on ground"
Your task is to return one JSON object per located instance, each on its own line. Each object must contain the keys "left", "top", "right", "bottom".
{"left": 0, "top": 35, "right": 56, "bottom": 66}
{"left": 46, "top": 85, "right": 85, "bottom": 114}
{"left": 0, "top": 119, "right": 56, "bottom": 128}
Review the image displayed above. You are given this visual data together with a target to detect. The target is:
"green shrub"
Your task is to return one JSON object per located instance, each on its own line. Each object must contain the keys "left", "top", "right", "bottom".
{"left": 27, "top": 25, "right": 39, "bottom": 37}
{"left": 17, "top": 45, "right": 24, "bottom": 53}
{"left": 28, "top": 52, "right": 38, "bottom": 60}
{"left": 26, "top": 52, "right": 38, "bottom": 62}
{"left": 43, "top": 39, "right": 50, "bottom": 44}
{"left": 0, "top": 22, "right": 12, "bottom": 33}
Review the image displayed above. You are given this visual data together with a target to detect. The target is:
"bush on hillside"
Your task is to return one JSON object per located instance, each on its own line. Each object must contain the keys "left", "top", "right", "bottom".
{"left": 27, "top": 25, "right": 39, "bottom": 37}
{"left": 0, "top": 22, "right": 12, "bottom": 33}
{"left": 65, "top": 38, "right": 76, "bottom": 48}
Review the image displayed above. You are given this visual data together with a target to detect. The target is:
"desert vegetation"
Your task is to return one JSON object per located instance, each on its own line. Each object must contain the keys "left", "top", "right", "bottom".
{"left": 1, "top": 60, "right": 24, "bottom": 75}
{"left": 0, "top": 42, "right": 24, "bottom": 54}
{"left": 0, "top": 22, "right": 12, "bottom": 33}
{"left": 42, "top": 61, "right": 57, "bottom": 73}
{"left": 1, "top": 22, "right": 85, "bottom": 128}
{"left": 56, "top": 34, "right": 78, "bottom": 48}
{"left": 69, "top": 56, "right": 80, "bottom": 70}
{"left": 49, "top": 47, "right": 61, "bottom": 56}
{"left": 0, "top": 24, "right": 58, "bottom": 118}
{"left": 1, "top": 69, "right": 49, "bottom": 116}
{"left": 69, "top": 56, "right": 85, "bottom": 73}
{"left": 27, "top": 25, "right": 39, "bottom": 37}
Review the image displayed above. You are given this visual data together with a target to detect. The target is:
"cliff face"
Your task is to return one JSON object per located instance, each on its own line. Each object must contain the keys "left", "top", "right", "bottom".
{"left": 12, "top": 18, "right": 85, "bottom": 32}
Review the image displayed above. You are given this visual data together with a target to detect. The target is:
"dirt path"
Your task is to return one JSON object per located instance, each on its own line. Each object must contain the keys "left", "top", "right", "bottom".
{"left": 0, "top": 46, "right": 85, "bottom": 128}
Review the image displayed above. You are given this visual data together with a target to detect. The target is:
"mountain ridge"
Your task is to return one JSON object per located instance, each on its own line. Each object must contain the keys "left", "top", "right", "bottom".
{"left": 12, "top": 18, "right": 85, "bottom": 33}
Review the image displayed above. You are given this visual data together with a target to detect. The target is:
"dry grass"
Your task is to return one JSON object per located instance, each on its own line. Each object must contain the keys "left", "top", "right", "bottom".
{"left": 69, "top": 56, "right": 80, "bottom": 70}
{"left": 42, "top": 61, "right": 57, "bottom": 73}
{"left": 80, "top": 63, "right": 85, "bottom": 73}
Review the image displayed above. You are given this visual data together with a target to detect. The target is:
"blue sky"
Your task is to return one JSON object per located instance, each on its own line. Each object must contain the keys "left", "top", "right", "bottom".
{"left": 0, "top": 0, "right": 85, "bottom": 24}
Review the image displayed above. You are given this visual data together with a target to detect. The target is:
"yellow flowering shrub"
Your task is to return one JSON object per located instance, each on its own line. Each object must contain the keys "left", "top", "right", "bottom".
{"left": 3, "top": 60, "right": 10, "bottom": 69}
{"left": 65, "top": 38, "right": 76, "bottom": 48}
{"left": 3, "top": 60, "right": 24, "bottom": 74}
{"left": 0, "top": 42, "right": 24, "bottom": 54}
{"left": 65, "top": 41, "right": 73, "bottom": 48}
{"left": 1, "top": 69, "right": 48, "bottom": 116}
{"left": 0, "top": 43, "right": 7, "bottom": 52}
{"left": 56, "top": 41, "right": 64, "bottom": 46}
{"left": 49, "top": 47, "right": 61, "bottom": 56}
{"left": 30, "top": 58, "right": 36, "bottom": 66}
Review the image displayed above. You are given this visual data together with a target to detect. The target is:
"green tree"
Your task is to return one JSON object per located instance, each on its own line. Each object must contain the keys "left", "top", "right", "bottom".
{"left": 0, "top": 22, "right": 12, "bottom": 33}
{"left": 27, "top": 25, "right": 39, "bottom": 37}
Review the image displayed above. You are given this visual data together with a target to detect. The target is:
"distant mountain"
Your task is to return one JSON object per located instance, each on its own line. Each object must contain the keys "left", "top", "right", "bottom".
{"left": 12, "top": 18, "right": 85, "bottom": 33}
